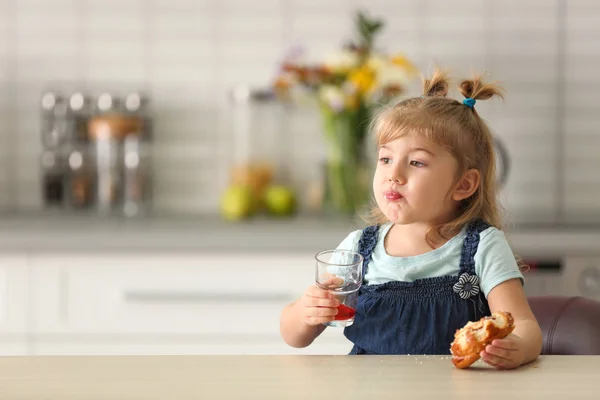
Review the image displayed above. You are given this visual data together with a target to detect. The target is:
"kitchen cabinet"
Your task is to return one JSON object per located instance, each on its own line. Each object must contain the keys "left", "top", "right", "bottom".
{"left": 0, "top": 338, "right": 28, "bottom": 355}
{"left": 27, "top": 252, "right": 353, "bottom": 355}
{"left": 0, "top": 255, "right": 29, "bottom": 354}
{"left": 16, "top": 249, "right": 600, "bottom": 356}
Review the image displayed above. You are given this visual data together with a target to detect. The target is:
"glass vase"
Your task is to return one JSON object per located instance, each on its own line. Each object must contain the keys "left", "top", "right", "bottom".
{"left": 321, "top": 107, "right": 371, "bottom": 217}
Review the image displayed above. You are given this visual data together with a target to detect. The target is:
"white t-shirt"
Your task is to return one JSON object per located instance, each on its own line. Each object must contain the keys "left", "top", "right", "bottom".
{"left": 335, "top": 223, "right": 524, "bottom": 298}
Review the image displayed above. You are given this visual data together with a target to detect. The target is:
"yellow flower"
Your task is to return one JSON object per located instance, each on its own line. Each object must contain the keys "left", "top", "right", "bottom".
{"left": 348, "top": 66, "right": 376, "bottom": 94}
{"left": 390, "top": 55, "right": 417, "bottom": 74}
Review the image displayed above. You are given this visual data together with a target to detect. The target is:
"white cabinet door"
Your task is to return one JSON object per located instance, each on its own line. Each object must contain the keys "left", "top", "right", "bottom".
{"left": 30, "top": 252, "right": 316, "bottom": 335}
{"left": 0, "top": 255, "right": 29, "bottom": 334}
{"left": 29, "top": 251, "right": 355, "bottom": 355}
{"left": 0, "top": 338, "right": 28, "bottom": 355}
{"left": 0, "top": 254, "right": 29, "bottom": 355}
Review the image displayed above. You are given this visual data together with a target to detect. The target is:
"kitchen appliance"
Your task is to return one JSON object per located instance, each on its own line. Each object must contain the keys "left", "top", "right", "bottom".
{"left": 228, "top": 85, "right": 291, "bottom": 183}
{"left": 522, "top": 257, "right": 600, "bottom": 301}
{"left": 494, "top": 137, "right": 510, "bottom": 188}
{"left": 39, "top": 90, "right": 153, "bottom": 216}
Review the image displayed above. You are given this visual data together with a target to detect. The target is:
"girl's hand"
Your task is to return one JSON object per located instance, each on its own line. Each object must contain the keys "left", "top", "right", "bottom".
{"left": 299, "top": 284, "right": 340, "bottom": 326}
{"left": 480, "top": 333, "right": 526, "bottom": 369}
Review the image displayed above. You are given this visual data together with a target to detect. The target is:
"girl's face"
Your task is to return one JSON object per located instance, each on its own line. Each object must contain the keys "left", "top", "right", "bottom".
{"left": 373, "top": 134, "right": 462, "bottom": 226}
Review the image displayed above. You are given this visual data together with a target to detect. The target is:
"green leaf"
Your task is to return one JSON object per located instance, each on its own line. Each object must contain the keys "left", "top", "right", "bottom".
{"left": 353, "top": 9, "right": 385, "bottom": 54}
{"left": 370, "top": 21, "right": 384, "bottom": 33}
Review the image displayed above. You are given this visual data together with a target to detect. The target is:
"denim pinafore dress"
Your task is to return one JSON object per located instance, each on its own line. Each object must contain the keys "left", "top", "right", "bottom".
{"left": 344, "top": 220, "right": 491, "bottom": 355}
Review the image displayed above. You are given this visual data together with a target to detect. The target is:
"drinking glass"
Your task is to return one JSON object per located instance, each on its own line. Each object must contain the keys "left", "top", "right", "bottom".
{"left": 315, "top": 249, "right": 363, "bottom": 327}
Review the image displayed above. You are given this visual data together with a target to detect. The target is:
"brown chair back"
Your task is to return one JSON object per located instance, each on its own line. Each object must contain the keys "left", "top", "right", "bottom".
{"left": 528, "top": 296, "right": 600, "bottom": 355}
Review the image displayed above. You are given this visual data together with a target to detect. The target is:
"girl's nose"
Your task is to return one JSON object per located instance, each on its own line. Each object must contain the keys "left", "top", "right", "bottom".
{"left": 388, "top": 170, "right": 406, "bottom": 184}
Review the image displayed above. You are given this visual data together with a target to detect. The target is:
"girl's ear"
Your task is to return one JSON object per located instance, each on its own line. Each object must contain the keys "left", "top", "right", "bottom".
{"left": 452, "top": 169, "right": 480, "bottom": 201}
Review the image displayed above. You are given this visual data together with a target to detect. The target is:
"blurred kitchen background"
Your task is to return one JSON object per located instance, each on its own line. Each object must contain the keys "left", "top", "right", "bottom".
{"left": 0, "top": 0, "right": 599, "bottom": 356}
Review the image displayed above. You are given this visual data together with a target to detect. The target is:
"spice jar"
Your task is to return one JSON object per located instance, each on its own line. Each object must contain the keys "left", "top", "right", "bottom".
{"left": 122, "top": 135, "right": 151, "bottom": 217}
{"left": 123, "top": 92, "right": 153, "bottom": 144}
{"left": 40, "top": 92, "right": 69, "bottom": 148}
{"left": 66, "top": 146, "right": 92, "bottom": 208}
{"left": 88, "top": 114, "right": 143, "bottom": 213}
{"left": 68, "top": 92, "right": 93, "bottom": 142}
{"left": 40, "top": 150, "right": 65, "bottom": 207}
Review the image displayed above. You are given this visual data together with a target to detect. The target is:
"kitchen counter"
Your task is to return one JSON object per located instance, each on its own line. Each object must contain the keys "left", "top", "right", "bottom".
{"left": 0, "top": 214, "right": 599, "bottom": 256}
{"left": 0, "top": 355, "right": 598, "bottom": 399}
{"left": 0, "top": 214, "right": 359, "bottom": 253}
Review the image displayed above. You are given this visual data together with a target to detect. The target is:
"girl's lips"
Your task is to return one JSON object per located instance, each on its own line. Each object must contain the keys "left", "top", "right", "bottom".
{"left": 385, "top": 191, "right": 403, "bottom": 201}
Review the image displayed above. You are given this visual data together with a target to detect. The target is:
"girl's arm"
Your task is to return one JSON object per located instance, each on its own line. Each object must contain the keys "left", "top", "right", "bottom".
{"left": 485, "top": 278, "right": 543, "bottom": 367}
{"left": 280, "top": 285, "right": 339, "bottom": 348}
{"left": 280, "top": 300, "right": 327, "bottom": 348}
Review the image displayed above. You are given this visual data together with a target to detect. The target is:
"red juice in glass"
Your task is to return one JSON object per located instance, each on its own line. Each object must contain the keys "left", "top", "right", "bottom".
{"left": 315, "top": 249, "right": 363, "bottom": 328}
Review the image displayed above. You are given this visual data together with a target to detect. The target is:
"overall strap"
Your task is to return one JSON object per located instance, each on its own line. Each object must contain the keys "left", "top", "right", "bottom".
{"left": 458, "top": 219, "right": 491, "bottom": 275}
{"left": 357, "top": 225, "right": 379, "bottom": 277}
{"left": 455, "top": 219, "right": 493, "bottom": 319}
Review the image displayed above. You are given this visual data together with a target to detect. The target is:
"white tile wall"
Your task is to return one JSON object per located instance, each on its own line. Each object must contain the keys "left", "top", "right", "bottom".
{"left": 0, "top": 0, "right": 599, "bottom": 223}
{"left": 564, "top": 1, "right": 600, "bottom": 223}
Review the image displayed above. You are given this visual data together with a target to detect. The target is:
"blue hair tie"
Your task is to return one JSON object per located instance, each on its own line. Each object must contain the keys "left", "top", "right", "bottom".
{"left": 463, "top": 98, "right": 476, "bottom": 108}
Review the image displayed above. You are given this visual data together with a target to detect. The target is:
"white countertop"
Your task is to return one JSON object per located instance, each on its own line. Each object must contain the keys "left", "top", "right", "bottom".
{"left": 0, "top": 355, "right": 598, "bottom": 399}
{"left": 0, "top": 213, "right": 598, "bottom": 256}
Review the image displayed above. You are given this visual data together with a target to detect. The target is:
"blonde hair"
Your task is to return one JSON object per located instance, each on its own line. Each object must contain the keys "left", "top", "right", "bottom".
{"left": 363, "top": 69, "right": 505, "bottom": 247}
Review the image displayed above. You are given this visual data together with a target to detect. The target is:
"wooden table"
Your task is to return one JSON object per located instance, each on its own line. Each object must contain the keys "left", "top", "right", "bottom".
{"left": 0, "top": 355, "right": 598, "bottom": 399}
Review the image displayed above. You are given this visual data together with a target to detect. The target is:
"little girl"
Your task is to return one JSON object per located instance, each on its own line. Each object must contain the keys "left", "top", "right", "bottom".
{"left": 280, "top": 70, "right": 543, "bottom": 369}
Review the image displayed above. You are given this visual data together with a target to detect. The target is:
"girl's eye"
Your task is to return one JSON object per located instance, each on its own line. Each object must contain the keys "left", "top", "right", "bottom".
{"left": 410, "top": 160, "right": 425, "bottom": 167}
{"left": 379, "top": 157, "right": 391, "bottom": 164}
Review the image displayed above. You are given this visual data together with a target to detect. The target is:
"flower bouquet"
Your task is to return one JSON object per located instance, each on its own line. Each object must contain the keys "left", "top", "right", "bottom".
{"left": 273, "top": 11, "right": 418, "bottom": 215}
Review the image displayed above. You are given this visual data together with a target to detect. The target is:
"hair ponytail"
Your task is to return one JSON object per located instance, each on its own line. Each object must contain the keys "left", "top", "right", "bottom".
{"left": 458, "top": 75, "right": 505, "bottom": 104}
{"left": 422, "top": 69, "right": 450, "bottom": 98}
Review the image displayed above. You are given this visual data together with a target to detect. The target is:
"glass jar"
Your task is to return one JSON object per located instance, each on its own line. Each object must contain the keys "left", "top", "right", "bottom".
{"left": 66, "top": 145, "right": 92, "bottom": 209}
{"left": 40, "top": 150, "right": 65, "bottom": 207}
{"left": 124, "top": 92, "right": 152, "bottom": 140}
{"left": 229, "top": 86, "right": 290, "bottom": 174}
{"left": 93, "top": 135, "right": 120, "bottom": 213}
{"left": 68, "top": 92, "right": 93, "bottom": 143}
{"left": 122, "top": 135, "right": 151, "bottom": 217}
{"left": 40, "top": 92, "right": 69, "bottom": 149}
{"left": 227, "top": 85, "right": 292, "bottom": 208}
{"left": 88, "top": 114, "right": 143, "bottom": 214}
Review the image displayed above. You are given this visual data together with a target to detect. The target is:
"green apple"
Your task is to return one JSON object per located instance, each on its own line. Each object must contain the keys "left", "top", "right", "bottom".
{"left": 220, "top": 185, "right": 255, "bottom": 221}
{"left": 264, "top": 185, "right": 296, "bottom": 217}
